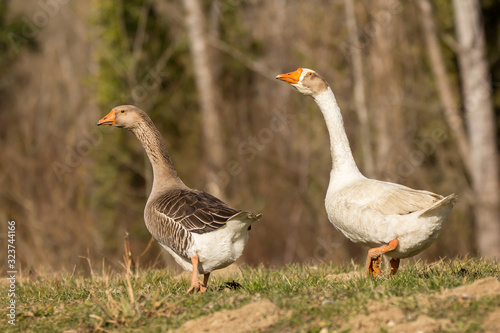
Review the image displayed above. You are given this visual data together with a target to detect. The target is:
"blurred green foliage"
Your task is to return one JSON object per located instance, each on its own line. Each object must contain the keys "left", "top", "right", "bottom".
{"left": 0, "top": 0, "right": 36, "bottom": 89}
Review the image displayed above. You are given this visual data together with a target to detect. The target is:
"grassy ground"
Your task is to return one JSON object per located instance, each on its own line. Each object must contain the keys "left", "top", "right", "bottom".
{"left": 1, "top": 257, "right": 499, "bottom": 332}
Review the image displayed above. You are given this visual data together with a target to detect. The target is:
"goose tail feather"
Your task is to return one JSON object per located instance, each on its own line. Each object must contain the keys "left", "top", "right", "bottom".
{"left": 231, "top": 211, "right": 262, "bottom": 221}
{"left": 418, "top": 193, "right": 457, "bottom": 218}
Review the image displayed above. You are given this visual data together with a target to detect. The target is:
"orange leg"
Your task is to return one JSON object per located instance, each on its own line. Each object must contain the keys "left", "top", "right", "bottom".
{"left": 366, "top": 239, "right": 399, "bottom": 278}
{"left": 186, "top": 254, "right": 207, "bottom": 293}
{"left": 366, "top": 255, "right": 383, "bottom": 277}
{"left": 203, "top": 272, "right": 211, "bottom": 289}
{"left": 390, "top": 258, "right": 400, "bottom": 277}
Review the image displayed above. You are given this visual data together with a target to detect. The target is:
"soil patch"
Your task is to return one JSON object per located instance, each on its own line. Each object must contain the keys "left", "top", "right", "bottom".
{"left": 482, "top": 309, "right": 500, "bottom": 333}
{"left": 442, "top": 277, "right": 500, "bottom": 299}
{"left": 175, "top": 299, "right": 280, "bottom": 333}
{"left": 337, "top": 277, "right": 500, "bottom": 333}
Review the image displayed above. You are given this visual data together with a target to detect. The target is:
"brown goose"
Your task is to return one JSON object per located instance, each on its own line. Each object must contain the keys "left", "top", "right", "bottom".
{"left": 97, "top": 105, "right": 261, "bottom": 293}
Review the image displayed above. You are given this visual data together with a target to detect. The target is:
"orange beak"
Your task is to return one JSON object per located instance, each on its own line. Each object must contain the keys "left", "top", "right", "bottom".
{"left": 96, "top": 110, "right": 116, "bottom": 126}
{"left": 276, "top": 68, "right": 303, "bottom": 84}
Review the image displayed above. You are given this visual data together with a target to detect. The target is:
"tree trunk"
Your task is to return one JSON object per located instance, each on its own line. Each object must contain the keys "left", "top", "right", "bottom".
{"left": 368, "top": 0, "right": 404, "bottom": 180}
{"left": 344, "top": 0, "right": 375, "bottom": 178}
{"left": 453, "top": 0, "right": 500, "bottom": 257}
{"left": 183, "top": 0, "right": 225, "bottom": 197}
{"left": 416, "top": 0, "right": 472, "bottom": 175}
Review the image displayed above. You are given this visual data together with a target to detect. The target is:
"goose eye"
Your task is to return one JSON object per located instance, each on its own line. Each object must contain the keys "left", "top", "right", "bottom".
{"left": 120, "top": 110, "right": 125, "bottom": 113}
{"left": 307, "top": 72, "right": 312, "bottom": 76}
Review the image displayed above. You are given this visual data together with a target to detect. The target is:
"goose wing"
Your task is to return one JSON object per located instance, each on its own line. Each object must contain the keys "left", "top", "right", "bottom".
{"left": 340, "top": 179, "right": 443, "bottom": 216}
{"left": 365, "top": 180, "right": 443, "bottom": 216}
{"left": 153, "top": 188, "right": 241, "bottom": 235}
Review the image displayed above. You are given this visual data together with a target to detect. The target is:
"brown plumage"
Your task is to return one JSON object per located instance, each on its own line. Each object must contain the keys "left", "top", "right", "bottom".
{"left": 145, "top": 189, "right": 243, "bottom": 258}
{"left": 97, "top": 105, "right": 261, "bottom": 293}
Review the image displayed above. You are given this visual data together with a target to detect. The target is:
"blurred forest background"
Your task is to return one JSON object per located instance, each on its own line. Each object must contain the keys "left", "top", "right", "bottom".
{"left": 1, "top": 0, "right": 499, "bottom": 275}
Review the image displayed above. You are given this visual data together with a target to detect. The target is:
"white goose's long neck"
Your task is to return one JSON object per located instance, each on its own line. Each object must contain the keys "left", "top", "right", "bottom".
{"left": 313, "top": 87, "right": 361, "bottom": 178}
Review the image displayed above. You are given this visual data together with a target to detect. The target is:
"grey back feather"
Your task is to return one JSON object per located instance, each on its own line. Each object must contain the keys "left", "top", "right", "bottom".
{"left": 145, "top": 189, "right": 241, "bottom": 257}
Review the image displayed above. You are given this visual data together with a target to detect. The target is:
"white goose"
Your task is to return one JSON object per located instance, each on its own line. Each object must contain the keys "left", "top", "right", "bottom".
{"left": 97, "top": 105, "right": 261, "bottom": 292}
{"left": 276, "top": 68, "right": 457, "bottom": 277}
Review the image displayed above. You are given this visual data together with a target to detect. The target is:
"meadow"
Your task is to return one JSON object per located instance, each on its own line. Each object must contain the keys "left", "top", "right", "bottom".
{"left": 2, "top": 2, "right": 500, "bottom": 332}
{"left": 2, "top": 257, "right": 499, "bottom": 332}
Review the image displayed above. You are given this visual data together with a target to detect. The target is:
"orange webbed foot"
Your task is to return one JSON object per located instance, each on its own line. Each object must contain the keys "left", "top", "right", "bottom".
{"left": 367, "top": 254, "right": 383, "bottom": 278}
{"left": 186, "top": 280, "right": 207, "bottom": 294}
{"left": 366, "top": 239, "right": 399, "bottom": 278}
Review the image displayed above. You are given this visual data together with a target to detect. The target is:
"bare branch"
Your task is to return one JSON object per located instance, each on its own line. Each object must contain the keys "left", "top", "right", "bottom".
{"left": 416, "top": 0, "right": 472, "bottom": 174}
{"left": 344, "top": 0, "right": 375, "bottom": 177}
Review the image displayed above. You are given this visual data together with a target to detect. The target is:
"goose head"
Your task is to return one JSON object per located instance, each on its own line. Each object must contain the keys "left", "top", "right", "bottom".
{"left": 96, "top": 105, "right": 145, "bottom": 130}
{"left": 276, "top": 68, "right": 329, "bottom": 96}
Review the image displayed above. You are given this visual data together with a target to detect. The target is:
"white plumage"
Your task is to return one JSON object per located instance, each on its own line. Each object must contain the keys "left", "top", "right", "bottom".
{"left": 163, "top": 212, "right": 257, "bottom": 274}
{"left": 277, "top": 68, "right": 456, "bottom": 276}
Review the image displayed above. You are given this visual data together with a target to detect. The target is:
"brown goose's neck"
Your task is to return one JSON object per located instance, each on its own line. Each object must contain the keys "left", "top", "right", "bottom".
{"left": 131, "top": 117, "right": 184, "bottom": 192}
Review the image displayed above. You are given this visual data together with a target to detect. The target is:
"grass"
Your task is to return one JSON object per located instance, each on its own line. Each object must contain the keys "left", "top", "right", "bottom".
{"left": 1, "top": 257, "right": 499, "bottom": 332}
